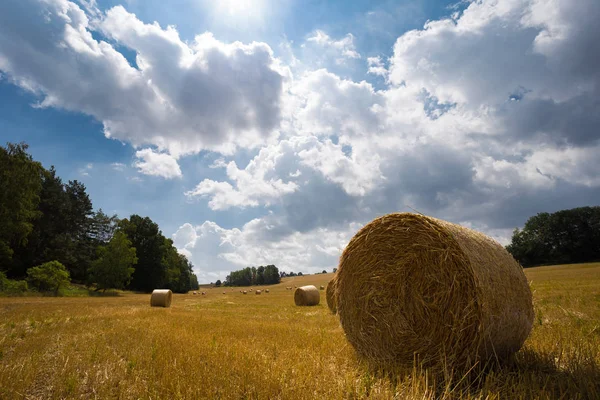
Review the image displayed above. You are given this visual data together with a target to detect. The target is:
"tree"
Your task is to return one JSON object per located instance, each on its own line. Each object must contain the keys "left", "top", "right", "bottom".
{"left": 63, "top": 180, "right": 95, "bottom": 282}
{"left": 119, "top": 215, "right": 167, "bottom": 292}
{"left": 190, "top": 274, "right": 199, "bottom": 290}
{"left": 333, "top": 268, "right": 337, "bottom": 273}
{"left": 225, "top": 265, "right": 280, "bottom": 286}
{"left": 507, "top": 206, "right": 600, "bottom": 267}
{"left": 215, "top": 279, "right": 222, "bottom": 287}
{"left": 89, "top": 231, "right": 137, "bottom": 291}
{"left": 12, "top": 166, "right": 69, "bottom": 277}
{"left": 0, "top": 143, "right": 43, "bottom": 272}
{"left": 27, "top": 260, "right": 70, "bottom": 295}
{"left": 322, "top": 270, "right": 327, "bottom": 274}
{"left": 89, "top": 209, "right": 119, "bottom": 244}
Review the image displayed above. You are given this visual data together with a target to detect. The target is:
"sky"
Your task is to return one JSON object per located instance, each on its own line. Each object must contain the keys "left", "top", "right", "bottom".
{"left": 1, "top": 0, "right": 599, "bottom": 283}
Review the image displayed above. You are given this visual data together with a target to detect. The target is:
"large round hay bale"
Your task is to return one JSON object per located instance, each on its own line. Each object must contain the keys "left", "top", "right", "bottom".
{"left": 243, "top": 290, "right": 247, "bottom": 294}
{"left": 294, "top": 285, "right": 320, "bottom": 306}
{"left": 320, "top": 285, "right": 325, "bottom": 290}
{"left": 256, "top": 290, "right": 262, "bottom": 295}
{"left": 326, "top": 279, "right": 337, "bottom": 314}
{"left": 265, "top": 289, "right": 270, "bottom": 293}
{"left": 150, "top": 289, "right": 172, "bottom": 308}
{"left": 336, "top": 212, "right": 533, "bottom": 368}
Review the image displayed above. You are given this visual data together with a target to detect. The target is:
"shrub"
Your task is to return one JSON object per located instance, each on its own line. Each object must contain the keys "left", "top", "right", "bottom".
{"left": 0, "top": 271, "right": 28, "bottom": 295}
{"left": 27, "top": 260, "right": 70, "bottom": 295}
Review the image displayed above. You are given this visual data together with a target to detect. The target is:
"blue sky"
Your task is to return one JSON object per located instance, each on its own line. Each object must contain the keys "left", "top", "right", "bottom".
{"left": 1, "top": 0, "right": 599, "bottom": 282}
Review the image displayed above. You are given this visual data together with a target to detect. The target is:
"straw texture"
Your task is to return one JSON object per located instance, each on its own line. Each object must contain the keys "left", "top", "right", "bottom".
{"left": 294, "top": 285, "right": 320, "bottom": 306}
{"left": 326, "top": 279, "right": 337, "bottom": 314}
{"left": 150, "top": 289, "right": 172, "bottom": 308}
{"left": 336, "top": 212, "right": 533, "bottom": 368}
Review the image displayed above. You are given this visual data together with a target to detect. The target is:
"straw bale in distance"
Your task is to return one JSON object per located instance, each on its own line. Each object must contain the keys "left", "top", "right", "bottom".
{"left": 265, "top": 289, "right": 270, "bottom": 293}
{"left": 150, "top": 289, "right": 172, "bottom": 308}
{"left": 243, "top": 290, "right": 247, "bottom": 294}
{"left": 326, "top": 279, "right": 337, "bottom": 314}
{"left": 320, "top": 285, "right": 325, "bottom": 290}
{"left": 335, "top": 212, "right": 534, "bottom": 368}
{"left": 256, "top": 290, "right": 262, "bottom": 295}
{"left": 294, "top": 285, "right": 320, "bottom": 306}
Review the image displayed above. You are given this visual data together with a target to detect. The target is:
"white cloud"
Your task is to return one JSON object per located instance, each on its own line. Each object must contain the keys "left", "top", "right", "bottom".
{"left": 78, "top": 163, "right": 94, "bottom": 176}
{"left": 186, "top": 135, "right": 383, "bottom": 210}
{"left": 305, "top": 30, "right": 361, "bottom": 60}
{"left": 367, "top": 56, "right": 387, "bottom": 77}
{"left": 172, "top": 218, "right": 361, "bottom": 282}
{"left": 133, "top": 148, "right": 182, "bottom": 179}
{"left": 111, "top": 162, "right": 126, "bottom": 171}
{"left": 0, "top": 0, "right": 284, "bottom": 158}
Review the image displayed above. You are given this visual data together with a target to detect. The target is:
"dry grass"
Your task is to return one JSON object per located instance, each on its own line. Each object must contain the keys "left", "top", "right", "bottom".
{"left": 0, "top": 263, "right": 599, "bottom": 399}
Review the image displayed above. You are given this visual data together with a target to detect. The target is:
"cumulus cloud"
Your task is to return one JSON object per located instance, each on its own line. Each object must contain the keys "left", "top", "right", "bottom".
{"left": 133, "top": 149, "right": 182, "bottom": 179}
{"left": 172, "top": 219, "right": 361, "bottom": 282}
{"left": 177, "top": 0, "right": 600, "bottom": 277}
{"left": 367, "top": 56, "right": 387, "bottom": 77}
{"left": 0, "top": 0, "right": 284, "bottom": 157}
{"left": 305, "top": 30, "right": 361, "bottom": 60}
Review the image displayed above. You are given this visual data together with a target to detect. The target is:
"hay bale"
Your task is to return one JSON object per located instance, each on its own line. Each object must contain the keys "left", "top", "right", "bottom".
{"left": 256, "top": 290, "right": 262, "bottom": 295}
{"left": 320, "top": 285, "right": 325, "bottom": 290}
{"left": 243, "top": 290, "right": 247, "bottom": 294}
{"left": 326, "top": 279, "right": 337, "bottom": 314}
{"left": 150, "top": 289, "right": 172, "bottom": 308}
{"left": 335, "top": 212, "right": 534, "bottom": 368}
{"left": 223, "top": 291, "right": 226, "bottom": 294}
{"left": 202, "top": 292, "right": 206, "bottom": 295}
{"left": 265, "top": 289, "right": 270, "bottom": 293}
{"left": 193, "top": 291, "right": 197, "bottom": 295}
{"left": 294, "top": 285, "right": 320, "bottom": 306}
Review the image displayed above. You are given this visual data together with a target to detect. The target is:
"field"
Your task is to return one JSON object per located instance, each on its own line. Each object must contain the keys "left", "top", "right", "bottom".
{"left": 1, "top": 263, "right": 599, "bottom": 399}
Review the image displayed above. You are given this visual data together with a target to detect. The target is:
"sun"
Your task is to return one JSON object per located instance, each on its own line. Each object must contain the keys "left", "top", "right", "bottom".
{"left": 216, "top": 0, "right": 259, "bottom": 16}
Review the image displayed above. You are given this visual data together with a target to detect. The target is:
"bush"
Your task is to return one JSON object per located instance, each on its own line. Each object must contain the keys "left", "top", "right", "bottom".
{"left": 27, "top": 260, "right": 70, "bottom": 295}
{"left": 0, "top": 271, "right": 28, "bottom": 295}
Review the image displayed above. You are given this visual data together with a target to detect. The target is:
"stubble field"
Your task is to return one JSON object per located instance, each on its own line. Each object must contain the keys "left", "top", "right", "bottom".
{"left": 1, "top": 263, "right": 599, "bottom": 399}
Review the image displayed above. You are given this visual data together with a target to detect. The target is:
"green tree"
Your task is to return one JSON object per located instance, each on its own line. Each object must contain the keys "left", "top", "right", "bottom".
{"left": 190, "top": 274, "right": 199, "bottom": 290}
{"left": 89, "top": 209, "right": 119, "bottom": 244}
{"left": 0, "top": 143, "right": 43, "bottom": 272}
{"left": 12, "top": 166, "right": 69, "bottom": 276}
{"left": 89, "top": 231, "right": 137, "bottom": 291}
{"left": 119, "top": 215, "right": 168, "bottom": 292}
{"left": 215, "top": 279, "right": 222, "bottom": 287}
{"left": 63, "top": 180, "right": 95, "bottom": 282}
{"left": 27, "top": 260, "right": 70, "bottom": 295}
{"left": 507, "top": 206, "right": 600, "bottom": 267}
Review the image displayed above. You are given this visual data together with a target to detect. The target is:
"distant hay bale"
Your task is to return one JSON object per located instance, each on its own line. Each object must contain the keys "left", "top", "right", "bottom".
{"left": 150, "top": 289, "right": 172, "bottom": 308}
{"left": 256, "top": 290, "right": 262, "bottom": 295}
{"left": 294, "top": 285, "right": 320, "bottom": 306}
{"left": 202, "top": 292, "right": 206, "bottom": 295}
{"left": 265, "top": 289, "right": 270, "bottom": 293}
{"left": 223, "top": 291, "right": 226, "bottom": 294}
{"left": 193, "top": 291, "right": 197, "bottom": 295}
{"left": 243, "top": 290, "right": 247, "bottom": 294}
{"left": 335, "top": 212, "right": 534, "bottom": 368}
{"left": 326, "top": 279, "right": 337, "bottom": 314}
{"left": 320, "top": 285, "right": 325, "bottom": 290}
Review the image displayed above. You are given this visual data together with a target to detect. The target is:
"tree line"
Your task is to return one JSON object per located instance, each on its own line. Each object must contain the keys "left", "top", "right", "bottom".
{"left": 224, "top": 265, "right": 281, "bottom": 286}
{"left": 0, "top": 142, "right": 198, "bottom": 294}
{"left": 506, "top": 206, "right": 600, "bottom": 268}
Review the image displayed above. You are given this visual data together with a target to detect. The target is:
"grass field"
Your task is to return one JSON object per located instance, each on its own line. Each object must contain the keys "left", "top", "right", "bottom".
{"left": 1, "top": 263, "right": 599, "bottom": 399}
